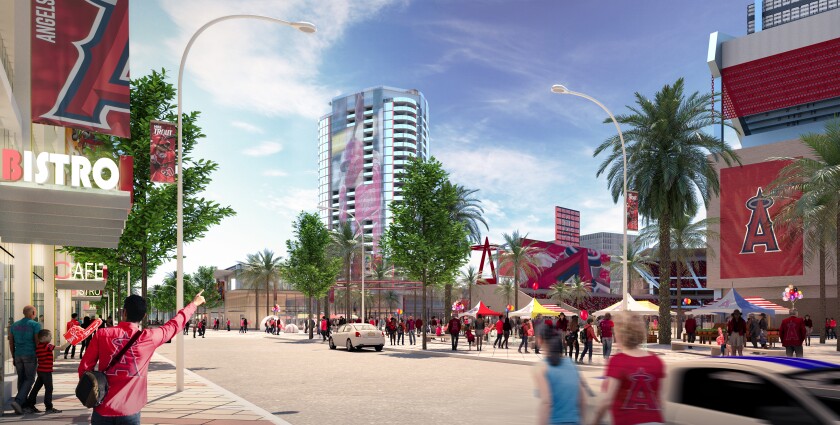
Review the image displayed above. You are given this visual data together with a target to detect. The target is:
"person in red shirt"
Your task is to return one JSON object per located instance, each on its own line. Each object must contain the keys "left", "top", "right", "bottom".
{"left": 79, "top": 291, "right": 205, "bottom": 424}
{"left": 64, "top": 312, "right": 80, "bottom": 359}
{"left": 26, "top": 329, "right": 61, "bottom": 414}
{"left": 599, "top": 313, "right": 615, "bottom": 359}
{"left": 831, "top": 318, "right": 837, "bottom": 340}
{"left": 727, "top": 309, "right": 747, "bottom": 356}
{"left": 594, "top": 314, "right": 665, "bottom": 425}
{"left": 493, "top": 317, "right": 505, "bottom": 348}
{"left": 780, "top": 309, "right": 807, "bottom": 358}
{"left": 448, "top": 315, "right": 462, "bottom": 350}
{"left": 684, "top": 314, "right": 698, "bottom": 344}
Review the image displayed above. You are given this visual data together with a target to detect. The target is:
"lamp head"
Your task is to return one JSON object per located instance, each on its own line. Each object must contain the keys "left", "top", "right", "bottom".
{"left": 551, "top": 84, "right": 569, "bottom": 94}
{"left": 291, "top": 21, "right": 317, "bottom": 33}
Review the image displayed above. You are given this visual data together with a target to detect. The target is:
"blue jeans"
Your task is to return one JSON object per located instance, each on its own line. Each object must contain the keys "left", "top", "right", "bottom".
{"left": 92, "top": 411, "right": 141, "bottom": 425}
{"left": 408, "top": 330, "right": 416, "bottom": 345}
{"left": 602, "top": 337, "right": 613, "bottom": 359}
{"left": 580, "top": 340, "right": 593, "bottom": 362}
{"left": 13, "top": 356, "right": 36, "bottom": 405}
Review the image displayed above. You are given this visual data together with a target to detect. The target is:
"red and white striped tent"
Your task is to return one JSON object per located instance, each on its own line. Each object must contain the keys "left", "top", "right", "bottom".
{"left": 541, "top": 304, "right": 578, "bottom": 316}
{"left": 743, "top": 297, "right": 790, "bottom": 315}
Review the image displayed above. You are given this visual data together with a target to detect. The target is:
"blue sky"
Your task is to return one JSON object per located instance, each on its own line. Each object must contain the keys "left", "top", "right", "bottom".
{"left": 130, "top": 0, "right": 746, "bottom": 286}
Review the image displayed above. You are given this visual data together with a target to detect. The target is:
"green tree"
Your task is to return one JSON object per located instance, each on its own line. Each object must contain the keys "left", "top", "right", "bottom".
{"left": 593, "top": 78, "right": 738, "bottom": 343}
{"left": 548, "top": 276, "right": 591, "bottom": 306}
{"left": 458, "top": 266, "right": 481, "bottom": 307}
{"left": 498, "top": 231, "right": 542, "bottom": 310}
{"left": 284, "top": 212, "right": 342, "bottom": 339}
{"left": 190, "top": 266, "right": 223, "bottom": 318}
{"left": 380, "top": 157, "right": 471, "bottom": 350}
{"left": 639, "top": 215, "right": 719, "bottom": 338}
{"left": 495, "top": 277, "right": 515, "bottom": 307}
{"left": 329, "top": 221, "right": 367, "bottom": 321}
{"left": 610, "top": 240, "right": 654, "bottom": 297}
{"left": 238, "top": 249, "right": 283, "bottom": 322}
{"left": 63, "top": 70, "right": 235, "bottom": 320}
{"left": 768, "top": 120, "right": 840, "bottom": 349}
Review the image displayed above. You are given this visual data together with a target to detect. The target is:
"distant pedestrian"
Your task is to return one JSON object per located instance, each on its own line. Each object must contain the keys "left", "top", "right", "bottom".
{"left": 684, "top": 314, "right": 697, "bottom": 344}
{"left": 214, "top": 318, "right": 219, "bottom": 331}
{"left": 321, "top": 316, "right": 329, "bottom": 341}
{"left": 465, "top": 325, "right": 475, "bottom": 350}
{"left": 748, "top": 314, "right": 760, "bottom": 348}
{"left": 448, "top": 315, "right": 462, "bottom": 350}
{"left": 578, "top": 318, "right": 599, "bottom": 364}
{"left": 556, "top": 312, "right": 568, "bottom": 341}
{"left": 397, "top": 319, "right": 406, "bottom": 345}
{"left": 759, "top": 313, "right": 769, "bottom": 349}
{"left": 727, "top": 309, "right": 746, "bottom": 356}
{"left": 25, "top": 329, "right": 62, "bottom": 414}
{"left": 387, "top": 318, "right": 397, "bottom": 345}
{"left": 493, "top": 317, "right": 504, "bottom": 348}
{"left": 415, "top": 317, "right": 423, "bottom": 337}
{"left": 593, "top": 314, "right": 665, "bottom": 425}
{"left": 780, "top": 309, "right": 806, "bottom": 358}
{"left": 533, "top": 326, "right": 583, "bottom": 425}
{"left": 184, "top": 319, "right": 190, "bottom": 335}
{"left": 831, "top": 318, "right": 837, "bottom": 340}
{"left": 474, "top": 314, "right": 486, "bottom": 352}
{"left": 80, "top": 292, "right": 205, "bottom": 424}
{"left": 193, "top": 319, "right": 198, "bottom": 338}
{"left": 200, "top": 319, "right": 206, "bottom": 338}
{"left": 533, "top": 315, "right": 543, "bottom": 354}
{"left": 239, "top": 318, "right": 245, "bottom": 333}
{"left": 503, "top": 316, "right": 512, "bottom": 349}
{"left": 79, "top": 317, "right": 93, "bottom": 358}
{"left": 243, "top": 318, "right": 249, "bottom": 333}
{"left": 599, "top": 313, "right": 614, "bottom": 359}
{"left": 9, "top": 305, "right": 41, "bottom": 415}
{"left": 226, "top": 319, "right": 231, "bottom": 332}
{"left": 518, "top": 318, "right": 531, "bottom": 354}
{"left": 407, "top": 316, "right": 416, "bottom": 345}
{"left": 803, "top": 314, "right": 813, "bottom": 346}
{"left": 64, "top": 313, "right": 80, "bottom": 359}
{"left": 566, "top": 316, "right": 579, "bottom": 360}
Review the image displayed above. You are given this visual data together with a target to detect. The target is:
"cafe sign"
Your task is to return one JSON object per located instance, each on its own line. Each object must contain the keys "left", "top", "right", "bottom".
{"left": 55, "top": 261, "right": 108, "bottom": 290}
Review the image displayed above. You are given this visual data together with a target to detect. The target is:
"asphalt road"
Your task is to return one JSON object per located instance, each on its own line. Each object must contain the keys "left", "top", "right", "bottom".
{"left": 156, "top": 330, "right": 541, "bottom": 425}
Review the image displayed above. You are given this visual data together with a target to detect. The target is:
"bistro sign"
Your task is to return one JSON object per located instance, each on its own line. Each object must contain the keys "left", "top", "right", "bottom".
{"left": 1, "top": 149, "right": 121, "bottom": 190}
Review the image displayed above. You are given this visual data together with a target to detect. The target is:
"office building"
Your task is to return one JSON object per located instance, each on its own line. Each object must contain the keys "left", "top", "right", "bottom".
{"left": 554, "top": 206, "right": 580, "bottom": 246}
{"left": 748, "top": 0, "right": 839, "bottom": 34}
{"left": 318, "top": 87, "right": 430, "bottom": 255}
{"left": 580, "top": 232, "right": 636, "bottom": 293}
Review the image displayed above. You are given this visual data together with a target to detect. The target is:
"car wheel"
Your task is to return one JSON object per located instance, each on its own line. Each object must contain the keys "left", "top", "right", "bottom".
{"left": 346, "top": 339, "right": 354, "bottom": 351}
{"left": 329, "top": 338, "right": 336, "bottom": 350}
{"left": 375, "top": 345, "right": 383, "bottom": 352}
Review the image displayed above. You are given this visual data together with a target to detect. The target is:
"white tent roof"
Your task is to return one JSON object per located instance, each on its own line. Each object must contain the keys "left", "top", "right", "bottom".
{"left": 592, "top": 295, "right": 662, "bottom": 316}
{"left": 690, "top": 289, "right": 776, "bottom": 316}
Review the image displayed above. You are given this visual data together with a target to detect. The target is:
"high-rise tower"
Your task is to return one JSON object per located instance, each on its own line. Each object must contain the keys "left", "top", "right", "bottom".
{"left": 318, "top": 87, "right": 430, "bottom": 255}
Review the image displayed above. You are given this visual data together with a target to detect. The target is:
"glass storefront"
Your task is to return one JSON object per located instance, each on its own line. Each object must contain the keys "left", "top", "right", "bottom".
{"left": 1, "top": 242, "right": 14, "bottom": 376}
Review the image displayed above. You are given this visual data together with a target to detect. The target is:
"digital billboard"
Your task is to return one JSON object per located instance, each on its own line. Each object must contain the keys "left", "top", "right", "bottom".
{"left": 499, "top": 239, "right": 612, "bottom": 294}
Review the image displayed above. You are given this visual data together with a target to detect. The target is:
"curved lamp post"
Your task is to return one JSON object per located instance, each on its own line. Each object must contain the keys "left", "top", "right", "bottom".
{"left": 176, "top": 15, "right": 315, "bottom": 392}
{"left": 317, "top": 205, "right": 366, "bottom": 321}
{"left": 550, "top": 84, "right": 629, "bottom": 311}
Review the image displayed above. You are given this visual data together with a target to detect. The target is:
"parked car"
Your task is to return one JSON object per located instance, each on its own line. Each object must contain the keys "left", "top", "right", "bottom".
{"left": 586, "top": 357, "right": 840, "bottom": 424}
{"left": 329, "top": 323, "right": 385, "bottom": 352}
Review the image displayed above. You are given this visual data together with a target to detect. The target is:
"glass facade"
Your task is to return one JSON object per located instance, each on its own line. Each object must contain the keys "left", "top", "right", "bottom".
{"left": 1, "top": 242, "right": 13, "bottom": 376}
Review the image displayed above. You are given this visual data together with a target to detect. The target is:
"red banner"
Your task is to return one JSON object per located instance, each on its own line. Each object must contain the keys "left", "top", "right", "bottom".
{"left": 720, "top": 161, "right": 802, "bottom": 279}
{"left": 626, "top": 190, "right": 639, "bottom": 231}
{"left": 498, "top": 239, "right": 611, "bottom": 293}
{"left": 150, "top": 121, "right": 176, "bottom": 183}
{"left": 31, "top": 0, "right": 130, "bottom": 137}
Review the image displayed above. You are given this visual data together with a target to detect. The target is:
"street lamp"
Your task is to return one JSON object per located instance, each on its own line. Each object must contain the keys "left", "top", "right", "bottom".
{"left": 550, "top": 84, "right": 630, "bottom": 311}
{"left": 317, "top": 205, "right": 366, "bottom": 321}
{"left": 176, "top": 15, "right": 315, "bottom": 392}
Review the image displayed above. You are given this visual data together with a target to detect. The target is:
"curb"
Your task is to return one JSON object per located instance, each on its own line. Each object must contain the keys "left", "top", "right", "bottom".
{"left": 382, "top": 345, "right": 605, "bottom": 371}
{"left": 153, "top": 353, "right": 292, "bottom": 425}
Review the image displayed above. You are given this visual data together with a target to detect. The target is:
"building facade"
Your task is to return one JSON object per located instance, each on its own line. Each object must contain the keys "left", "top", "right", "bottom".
{"left": 554, "top": 206, "right": 580, "bottom": 246}
{"left": 707, "top": 3, "right": 840, "bottom": 324}
{"left": 318, "top": 87, "right": 430, "bottom": 257}
{"left": 580, "top": 232, "right": 637, "bottom": 293}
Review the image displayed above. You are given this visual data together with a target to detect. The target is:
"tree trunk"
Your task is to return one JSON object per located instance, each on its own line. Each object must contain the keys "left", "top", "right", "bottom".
{"left": 658, "top": 215, "right": 672, "bottom": 344}
{"left": 820, "top": 244, "right": 826, "bottom": 344}
{"left": 676, "top": 260, "right": 683, "bottom": 340}
{"left": 116, "top": 271, "right": 122, "bottom": 321}
{"left": 324, "top": 292, "right": 330, "bottom": 324}
{"left": 413, "top": 288, "right": 417, "bottom": 317}
{"left": 307, "top": 295, "right": 313, "bottom": 339}
{"left": 469, "top": 284, "right": 472, "bottom": 308}
{"left": 265, "top": 277, "right": 270, "bottom": 321}
{"left": 422, "top": 282, "right": 428, "bottom": 350}
{"left": 835, "top": 210, "right": 840, "bottom": 351}
{"left": 254, "top": 285, "right": 259, "bottom": 330}
{"left": 345, "top": 262, "right": 351, "bottom": 320}
{"left": 514, "top": 268, "right": 520, "bottom": 310}
{"left": 377, "top": 287, "right": 381, "bottom": 323}
{"left": 314, "top": 298, "right": 320, "bottom": 339}
{"left": 444, "top": 283, "right": 453, "bottom": 322}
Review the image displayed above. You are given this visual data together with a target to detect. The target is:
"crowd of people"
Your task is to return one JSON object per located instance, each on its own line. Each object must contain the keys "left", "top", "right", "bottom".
{"left": 712, "top": 308, "right": 809, "bottom": 358}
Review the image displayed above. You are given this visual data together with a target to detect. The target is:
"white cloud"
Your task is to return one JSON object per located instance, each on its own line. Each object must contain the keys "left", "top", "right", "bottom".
{"left": 243, "top": 141, "right": 283, "bottom": 156}
{"left": 159, "top": 0, "right": 399, "bottom": 119}
{"left": 262, "top": 169, "right": 288, "bottom": 177}
{"left": 259, "top": 188, "right": 319, "bottom": 218}
{"left": 230, "top": 121, "right": 265, "bottom": 134}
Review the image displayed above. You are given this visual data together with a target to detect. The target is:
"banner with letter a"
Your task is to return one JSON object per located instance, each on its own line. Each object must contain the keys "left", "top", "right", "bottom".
{"left": 31, "top": 0, "right": 130, "bottom": 138}
{"left": 150, "top": 121, "right": 176, "bottom": 183}
{"left": 719, "top": 161, "right": 802, "bottom": 279}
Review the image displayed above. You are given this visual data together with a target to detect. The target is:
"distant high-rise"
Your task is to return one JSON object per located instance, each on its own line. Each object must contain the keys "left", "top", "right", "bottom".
{"left": 318, "top": 87, "right": 430, "bottom": 255}
{"left": 554, "top": 206, "right": 580, "bottom": 246}
{"left": 748, "top": 0, "right": 839, "bottom": 34}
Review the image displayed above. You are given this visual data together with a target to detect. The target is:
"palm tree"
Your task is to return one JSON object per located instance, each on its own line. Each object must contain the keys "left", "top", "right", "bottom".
{"left": 498, "top": 231, "right": 542, "bottom": 310}
{"left": 495, "top": 277, "right": 515, "bottom": 307}
{"left": 610, "top": 241, "right": 654, "bottom": 296}
{"left": 639, "top": 215, "right": 719, "bottom": 339}
{"left": 768, "top": 120, "right": 840, "bottom": 349}
{"left": 238, "top": 249, "right": 283, "bottom": 321}
{"left": 451, "top": 185, "right": 488, "bottom": 244}
{"left": 548, "top": 276, "right": 591, "bottom": 307}
{"left": 459, "top": 266, "right": 481, "bottom": 307}
{"left": 330, "top": 221, "right": 365, "bottom": 320}
{"left": 593, "top": 78, "right": 739, "bottom": 344}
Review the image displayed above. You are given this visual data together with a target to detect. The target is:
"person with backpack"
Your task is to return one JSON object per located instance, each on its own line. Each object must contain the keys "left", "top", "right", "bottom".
{"left": 578, "top": 318, "right": 599, "bottom": 364}
{"left": 518, "top": 318, "right": 532, "bottom": 354}
{"left": 780, "top": 309, "right": 807, "bottom": 358}
{"left": 79, "top": 291, "right": 205, "bottom": 424}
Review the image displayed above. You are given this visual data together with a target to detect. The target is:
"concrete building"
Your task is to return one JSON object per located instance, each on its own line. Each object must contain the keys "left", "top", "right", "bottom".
{"left": 318, "top": 87, "right": 430, "bottom": 257}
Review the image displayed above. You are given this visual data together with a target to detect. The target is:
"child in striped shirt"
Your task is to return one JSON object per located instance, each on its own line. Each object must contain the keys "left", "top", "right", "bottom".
{"left": 26, "top": 329, "right": 62, "bottom": 414}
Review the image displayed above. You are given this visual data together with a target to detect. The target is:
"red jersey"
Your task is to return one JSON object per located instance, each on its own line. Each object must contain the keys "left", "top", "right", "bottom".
{"left": 66, "top": 318, "right": 80, "bottom": 332}
{"left": 79, "top": 302, "right": 197, "bottom": 417}
{"left": 780, "top": 316, "right": 806, "bottom": 347}
{"left": 36, "top": 342, "right": 55, "bottom": 373}
{"left": 605, "top": 353, "right": 665, "bottom": 425}
{"left": 684, "top": 317, "right": 697, "bottom": 333}
{"left": 544, "top": 319, "right": 554, "bottom": 328}
{"left": 599, "top": 320, "right": 614, "bottom": 338}
{"left": 495, "top": 320, "right": 504, "bottom": 333}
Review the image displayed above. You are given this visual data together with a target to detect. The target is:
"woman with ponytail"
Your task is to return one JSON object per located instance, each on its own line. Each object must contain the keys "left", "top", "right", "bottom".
{"left": 532, "top": 326, "right": 584, "bottom": 424}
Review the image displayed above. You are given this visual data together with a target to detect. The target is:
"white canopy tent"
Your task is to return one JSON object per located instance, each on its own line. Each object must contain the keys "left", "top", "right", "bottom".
{"left": 592, "top": 295, "right": 668, "bottom": 316}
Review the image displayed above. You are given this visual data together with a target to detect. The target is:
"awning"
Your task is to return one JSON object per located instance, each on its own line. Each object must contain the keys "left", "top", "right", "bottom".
{"left": 0, "top": 181, "right": 130, "bottom": 248}
{"left": 592, "top": 295, "right": 665, "bottom": 316}
{"left": 57, "top": 279, "right": 107, "bottom": 291}
{"left": 461, "top": 301, "right": 503, "bottom": 317}
{"left": 742, "top": 297, "right": 789, "bottom": 315}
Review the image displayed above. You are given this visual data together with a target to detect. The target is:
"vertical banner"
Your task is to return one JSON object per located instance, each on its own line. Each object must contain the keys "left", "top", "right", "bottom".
{"left": 150, "top": 121, "right": 176, "bottom": 183}
{"left": 31, "top": 0, "right": 130, "bottom": 137}
{"left": 626, "top": 190, "right": 639, "bottom": 231}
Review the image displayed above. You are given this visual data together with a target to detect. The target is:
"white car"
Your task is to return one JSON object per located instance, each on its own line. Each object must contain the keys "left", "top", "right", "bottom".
{"left": 329, "top": 323, "right": 385, "bottom": 352}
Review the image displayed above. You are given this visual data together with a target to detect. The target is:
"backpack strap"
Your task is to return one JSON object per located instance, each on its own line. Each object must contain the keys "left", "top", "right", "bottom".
{"left": 104, "top": 330, "right": 142, "bottom": 373}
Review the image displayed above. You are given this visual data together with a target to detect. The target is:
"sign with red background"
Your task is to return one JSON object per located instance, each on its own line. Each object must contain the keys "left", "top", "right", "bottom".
{"left": 720, "top": 161, "right": 802, "bottom": 279}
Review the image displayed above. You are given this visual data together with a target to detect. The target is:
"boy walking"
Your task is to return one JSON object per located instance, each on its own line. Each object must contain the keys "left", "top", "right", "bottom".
{"left": 26, "top": 329, "right": 62, "bottom": 414}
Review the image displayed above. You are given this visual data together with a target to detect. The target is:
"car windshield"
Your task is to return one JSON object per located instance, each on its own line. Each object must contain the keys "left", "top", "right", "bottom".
{"left": 353, "top": 324, "right": 377, "bottom": 331}
{"left": 787, "top": 368, "right": 840, "bottom": 417}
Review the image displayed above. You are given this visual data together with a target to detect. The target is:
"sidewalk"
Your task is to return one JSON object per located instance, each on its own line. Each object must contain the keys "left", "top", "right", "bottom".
{"left": 1, "top": 353, "right": 287, "bottom": 425}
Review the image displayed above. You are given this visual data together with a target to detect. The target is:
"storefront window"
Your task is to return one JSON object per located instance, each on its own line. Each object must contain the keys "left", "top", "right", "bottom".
{"left": 1, "top": 243, "right": 14, "bottom": 376}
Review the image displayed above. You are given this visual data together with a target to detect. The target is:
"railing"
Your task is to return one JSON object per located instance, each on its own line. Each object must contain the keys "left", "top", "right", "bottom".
{"left": 0, "top": 34, "right": 13, "bottom": 92}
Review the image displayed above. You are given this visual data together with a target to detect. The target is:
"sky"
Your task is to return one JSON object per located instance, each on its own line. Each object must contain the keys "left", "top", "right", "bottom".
{"left": 129, "top": 0, "right": 747, "bottom": 287}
